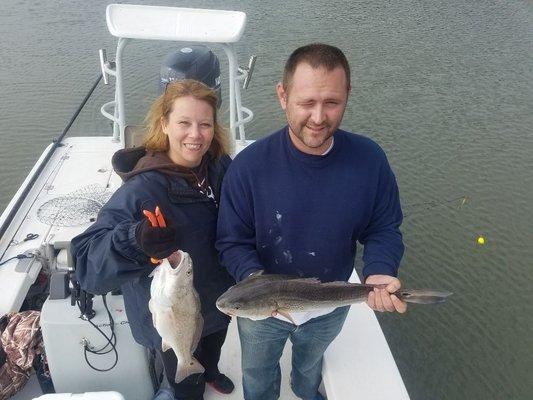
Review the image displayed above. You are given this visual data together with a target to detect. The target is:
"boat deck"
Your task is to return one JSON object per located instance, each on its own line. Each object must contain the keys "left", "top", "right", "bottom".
{"left": 0, "top": 137, "right": 123, "bottom": 318}
{"left": 3, "top": 137, "right": 409, "bottom": 400}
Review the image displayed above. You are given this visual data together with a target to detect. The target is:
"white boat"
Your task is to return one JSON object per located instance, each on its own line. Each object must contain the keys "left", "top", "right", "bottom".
{"left": 1, "top": 4, "right": 410, "bottom": 400}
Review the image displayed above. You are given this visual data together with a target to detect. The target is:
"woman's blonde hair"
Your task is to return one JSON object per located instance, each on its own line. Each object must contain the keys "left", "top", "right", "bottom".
{"left": 143, "top": 79, "right": 229, "bottom": 158}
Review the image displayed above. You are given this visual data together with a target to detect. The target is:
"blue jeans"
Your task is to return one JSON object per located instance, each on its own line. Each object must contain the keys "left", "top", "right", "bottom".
{"left": 152, "top": 388, "right": 174, "bottom": 400}
{"left": 237, "top": 306, "right": 350, "bottom": 400}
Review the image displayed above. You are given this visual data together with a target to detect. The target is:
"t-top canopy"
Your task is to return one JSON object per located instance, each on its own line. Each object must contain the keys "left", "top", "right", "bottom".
{"left": 106, "top": 3, "right": 246, "bottom": 43}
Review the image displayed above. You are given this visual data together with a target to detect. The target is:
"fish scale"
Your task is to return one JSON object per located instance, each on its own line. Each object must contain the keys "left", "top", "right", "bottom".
{"left": 272, "top": 280, "right": 377, "bottom": 308}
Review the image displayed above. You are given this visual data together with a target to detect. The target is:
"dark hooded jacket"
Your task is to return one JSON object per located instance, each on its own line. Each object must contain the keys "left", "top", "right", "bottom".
{"left": 71, "top": 147, "right": 234, "bottom": 349}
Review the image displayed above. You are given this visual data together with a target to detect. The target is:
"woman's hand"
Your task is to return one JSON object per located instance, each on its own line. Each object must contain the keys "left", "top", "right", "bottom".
{"left": 135, "top": 219, "right": 177, "bottom": 260}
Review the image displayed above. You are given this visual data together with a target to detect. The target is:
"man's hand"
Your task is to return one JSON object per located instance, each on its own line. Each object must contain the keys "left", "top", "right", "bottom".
{"left": 366, "top": 275, "right": 407, "bottom": 314}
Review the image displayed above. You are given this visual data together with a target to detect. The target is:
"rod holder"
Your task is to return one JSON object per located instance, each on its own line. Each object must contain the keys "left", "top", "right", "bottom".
{"left": 99, "top": 49, "right": 109, "bottom": 85}
{"left": 242, "top": 55, "right": 257, "bottom": 89}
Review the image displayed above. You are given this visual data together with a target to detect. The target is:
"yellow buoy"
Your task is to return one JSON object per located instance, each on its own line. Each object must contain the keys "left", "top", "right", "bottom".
{"left": 477, "top": 236, "right": 485, "bottom": 245}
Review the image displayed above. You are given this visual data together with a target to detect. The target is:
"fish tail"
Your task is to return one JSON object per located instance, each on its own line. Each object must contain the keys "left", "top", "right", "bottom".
{"left": 395, "top": 289, "right": 452, "bottom": 304}
{"left": 174, "top": 357, "right": 205, "bottom": 383}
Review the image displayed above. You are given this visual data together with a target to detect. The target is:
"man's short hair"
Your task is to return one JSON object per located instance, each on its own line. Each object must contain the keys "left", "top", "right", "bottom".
{"left": 282, "top": 43, "right": 351, "bottom": 90}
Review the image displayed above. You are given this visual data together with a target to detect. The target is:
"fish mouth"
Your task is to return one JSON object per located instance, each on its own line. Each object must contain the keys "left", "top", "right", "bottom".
{"left": 215, "top": 300, "right": 233, "bottom": 316}
{"left": 217, "top": 306, "right": 233, "bottom": 316}
{"left": 167, "top": 250, "right": 182, "bottom": 268}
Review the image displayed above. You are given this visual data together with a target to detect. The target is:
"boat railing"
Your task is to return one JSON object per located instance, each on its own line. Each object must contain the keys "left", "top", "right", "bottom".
{"left": 100, "top": 3, "right": 255, "bottom": 150}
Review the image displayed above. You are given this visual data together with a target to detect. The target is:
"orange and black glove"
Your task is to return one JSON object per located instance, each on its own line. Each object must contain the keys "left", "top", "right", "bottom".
{"left": 135, "top": 218, "right": 177, "bottom": 260}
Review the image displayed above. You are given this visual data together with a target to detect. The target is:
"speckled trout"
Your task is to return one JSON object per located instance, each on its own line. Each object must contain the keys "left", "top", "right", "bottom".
{"left": 216, "top": 271, "right": 451, "bottom": 323}
{"left": 149, "top": 250, "right": 204, "bottom": 383}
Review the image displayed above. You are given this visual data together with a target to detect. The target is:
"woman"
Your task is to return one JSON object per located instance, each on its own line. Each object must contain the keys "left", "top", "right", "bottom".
{"left": 71, "top": 80, "right": 235, "bottom": 400}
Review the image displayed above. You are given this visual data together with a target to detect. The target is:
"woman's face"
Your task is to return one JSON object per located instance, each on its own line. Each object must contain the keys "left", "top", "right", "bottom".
{"left": 162, "top": 96, "right": 215, "bottom": 168}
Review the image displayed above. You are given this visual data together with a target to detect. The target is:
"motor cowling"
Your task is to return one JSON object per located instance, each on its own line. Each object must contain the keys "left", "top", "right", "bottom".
{"left": 159, "top": 45, "right": 222, "bottom": 108}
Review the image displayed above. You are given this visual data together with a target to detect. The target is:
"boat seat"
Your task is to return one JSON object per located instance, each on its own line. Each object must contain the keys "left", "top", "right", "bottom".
{"left": 124, "top": 125, "right": 145, "bottom": 148}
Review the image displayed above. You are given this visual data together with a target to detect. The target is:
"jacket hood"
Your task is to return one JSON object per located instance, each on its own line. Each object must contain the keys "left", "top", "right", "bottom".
{"left": 111, "top": 146, "right": 208, "bottom": 183}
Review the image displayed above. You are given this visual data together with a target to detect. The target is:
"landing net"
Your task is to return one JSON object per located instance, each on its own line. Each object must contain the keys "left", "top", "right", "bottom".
{"left": 37, "top": 184, "right": 112, "bottom": 227}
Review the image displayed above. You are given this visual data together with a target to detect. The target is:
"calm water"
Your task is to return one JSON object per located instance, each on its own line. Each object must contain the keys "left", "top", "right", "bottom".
{"left": 1, "top": 1, "right": 532, "bottom": 399}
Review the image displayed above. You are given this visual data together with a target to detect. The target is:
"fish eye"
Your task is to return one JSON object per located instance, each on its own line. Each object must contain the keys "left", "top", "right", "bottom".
{"left": 187, "top": 269, "right": 192, "bottom": 275}
{"left": 401, "top": 292, "right": 410, "bottom": 297}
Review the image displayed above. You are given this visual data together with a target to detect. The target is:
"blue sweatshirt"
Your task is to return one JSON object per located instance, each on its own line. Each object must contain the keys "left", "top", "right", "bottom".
{"left": 216, "top": 127, "right": 404, "bottom": 282}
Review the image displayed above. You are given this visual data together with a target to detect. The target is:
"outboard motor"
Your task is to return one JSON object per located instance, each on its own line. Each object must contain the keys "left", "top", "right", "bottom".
{"left": 159, "top": 45, "right": 222, "bottom": 108}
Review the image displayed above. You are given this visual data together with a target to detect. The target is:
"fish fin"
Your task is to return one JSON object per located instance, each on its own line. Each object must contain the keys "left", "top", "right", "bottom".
{"left": 259, "top": 273, "right": 319, "bottom": 282}
{"left": 320, "top": 281, "right": 375, "bottom": 288}
{"left": 161, "top": 340, "right": 170, "bottom": 352}
{"left": 249, "top": 275, "right": 321, "bottom": 284}
{"left": 190, "top": 315, "right": 204, "bottom": 353}
{"left": 247, "top": 271, "right": 313, "bottom": 281}
{"left": 319, "top": 281, "right": 344, "bottom": 287}
{"left": 396, "top": 289, "right": 453, "bottom": 304}
{"left": 174, "top": 357, "right": 205, "bottom": 383}
{"left": 148, "top": 264, "right": 160, "bottom": 278}
{"left": 277, "top": 309, "right": 297, "bottom": 325}
{"left": 152, "top": 295, "right": 173, "bottom": 308}
{"left": 284, "top": 277, "right": 322, "bottom": 284}
{"left": 148, "top": 300, "right": 157, "bottom": 326}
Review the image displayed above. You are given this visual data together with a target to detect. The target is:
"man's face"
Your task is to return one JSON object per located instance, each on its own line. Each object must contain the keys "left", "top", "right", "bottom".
{"left": 277, "top": 63, "right": 349, "bottom": 155}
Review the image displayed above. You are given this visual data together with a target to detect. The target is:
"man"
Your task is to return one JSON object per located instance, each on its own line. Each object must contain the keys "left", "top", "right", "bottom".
{"left": 216, "top": 43, "right": 406, "bottom": 400}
